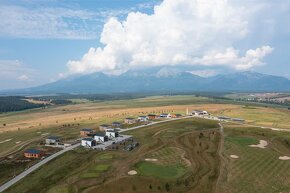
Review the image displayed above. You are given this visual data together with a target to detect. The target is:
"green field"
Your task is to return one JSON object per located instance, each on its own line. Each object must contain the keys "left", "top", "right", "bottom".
{"left": 219, "top": 125, "right": 290, "bottom": 193}
{"left": 136, "top": 161, "right": 187, "bottom": 179}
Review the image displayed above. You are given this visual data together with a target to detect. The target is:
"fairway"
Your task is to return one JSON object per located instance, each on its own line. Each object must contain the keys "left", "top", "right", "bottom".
{"left": 136, "top": 161, "right": 187, "bottom": 179}
{"left": 218, "top": 125, "right": 290, "bottom": 193}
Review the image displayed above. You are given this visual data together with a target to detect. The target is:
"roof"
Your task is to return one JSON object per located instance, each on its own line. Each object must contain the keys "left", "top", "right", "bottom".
{"left": 112, "top": 122, "right": 121, "bottom": 124}
{"left": 160, "top": 114, "right": 168, "bottom": 116}
{"left": 192, "top": 110, "right": 204, "bottom": 113}
{"left": 81, "top": 128, "right": 93, "bottom": 132}
{"left": 138, "top": 116, "right": 148, "bottom": 118}
{"left": 25, "top": 149, "right": 42, "bottom": 154}
{"left": 100, "top": 124, "right": 110, "bottom": 127}
{"left": 82, "top": 138, "right": 95, "bottom": 141}
{"left": 106, "top": 129, "right": 119, "bottom": 133}
{"left": 47, "top": 136, "right": 60, "bottom": 140}
{"left": 148, "top": 114, "right": 156, "bottom": 116}
{"left": 175, "top": 114, "right": 182, "bottom": 116}
{"left": 94, "top": 132, "right": 106, "bottom": 137}
{"left": 125, "top": 117, "right": 135, "bottom": 120}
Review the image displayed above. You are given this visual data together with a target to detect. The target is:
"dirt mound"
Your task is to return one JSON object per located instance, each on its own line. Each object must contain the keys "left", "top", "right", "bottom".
{"left": 249, "top": 140, "right": 268, "bottom": 149}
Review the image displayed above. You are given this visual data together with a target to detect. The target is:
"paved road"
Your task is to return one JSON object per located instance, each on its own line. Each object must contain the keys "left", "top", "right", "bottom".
{"left": 120, "top": 116, "right": 192, "bottom": 133}
{"left": 0, "top": 143, "right": 80, "bottom": 193}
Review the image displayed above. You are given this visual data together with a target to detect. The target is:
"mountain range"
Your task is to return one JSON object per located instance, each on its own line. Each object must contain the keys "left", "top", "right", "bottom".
{"left": 3, "top": 68, "right": 290, "bottom": 94}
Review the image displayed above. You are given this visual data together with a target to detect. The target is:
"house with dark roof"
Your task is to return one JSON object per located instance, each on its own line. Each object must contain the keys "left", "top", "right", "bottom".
{"left": 124, "top": 118, "right": 136, "bottom": 124}
{"left": 105, "top": 129, "right": 119, "bottom": 138}
{"left": 112, "top": 122, "right": 122, "bottom": 128}
{"left": 159, "top": 113, "right": 171, "bottom": 118}
{"left": 24, "top": 149, "right": 45, "bottom": 158}
{"left": 172, "top": 114, "right": 182, "bottom": 118}
{"left": 81, "top": 138, "right": 96, "bottom": 147}
{"left": 148, "top": 114, "right": 157, "bottom": 119}
{"left": 45, "top": 136, "right": 60, "bottom": 145}
{"left": 99, "top": 124, "right": 112, "bottom": 131}
{"left": 138, "top": 116, "right": 149, "bottom": 122}
{"left": 94, "top": 132, "right": 109, "bottom": 143}
{"left": 80, "top": 128, "right": 94, "bottom": 136}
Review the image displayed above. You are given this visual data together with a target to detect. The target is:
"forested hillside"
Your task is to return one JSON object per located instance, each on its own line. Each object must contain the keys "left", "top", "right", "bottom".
{"left": 0, "top": 97, "right": 45, "bottom": 113}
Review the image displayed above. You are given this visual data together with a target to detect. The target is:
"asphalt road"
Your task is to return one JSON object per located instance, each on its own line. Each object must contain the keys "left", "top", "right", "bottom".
{"left": 0, "top": 143, "right": 80, "bottom": 193}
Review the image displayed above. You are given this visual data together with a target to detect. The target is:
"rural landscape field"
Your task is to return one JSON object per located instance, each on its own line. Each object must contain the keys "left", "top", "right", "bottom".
{"left": 0, "top": 95, "right": 290, "bottom": 193}
{"left": 1, "top": 0, "right": 290, "bottom": 192}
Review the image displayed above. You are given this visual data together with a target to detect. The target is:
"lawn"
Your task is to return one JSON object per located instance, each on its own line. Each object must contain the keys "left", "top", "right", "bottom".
{"left": 136, "top": 162, "right": 187, "bottom": 180}
{"left": 80, "top": 163, "right": 111, "bottom": 179}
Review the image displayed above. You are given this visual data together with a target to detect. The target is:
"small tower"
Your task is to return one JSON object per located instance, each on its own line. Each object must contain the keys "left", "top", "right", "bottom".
{"left": 186, "top": 108, "right": 189, "bottom": 116}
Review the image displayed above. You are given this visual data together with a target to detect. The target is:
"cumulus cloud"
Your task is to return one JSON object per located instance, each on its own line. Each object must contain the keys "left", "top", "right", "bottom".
{"left": 67, "top": 0, "right": 274, "bottom": 74}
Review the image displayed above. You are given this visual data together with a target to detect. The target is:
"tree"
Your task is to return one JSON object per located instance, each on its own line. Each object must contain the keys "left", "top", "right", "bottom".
{"left": 3, "top": 123, "right": 6, "bottom": 126}
{"left": 149, "top": 184, "right": 152, "bottom": 190}
{"left": 165, "top": 183, "right": 170, "bottom": 192}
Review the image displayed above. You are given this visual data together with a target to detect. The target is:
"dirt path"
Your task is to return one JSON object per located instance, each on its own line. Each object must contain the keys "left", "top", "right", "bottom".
{"left": 215, "top": 123, "right": 229, "bottom": 193}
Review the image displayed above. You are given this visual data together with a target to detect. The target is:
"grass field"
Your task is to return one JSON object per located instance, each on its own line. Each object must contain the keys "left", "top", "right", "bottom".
{"left": 1, "top": 95, "right": 290, "bottom": 193}
{"left": 2, "top": 118, "right": 221, "bottom": 193}
{"left": 218, "top": 124, "right": 290, "bottom": 193}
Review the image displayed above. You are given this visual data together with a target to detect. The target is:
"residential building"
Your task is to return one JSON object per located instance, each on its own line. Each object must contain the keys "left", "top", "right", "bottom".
{"left": 94, "top": 132, "right": 109, "bottom": 143}
{"left": 124, "top": 118, "right": 136, "bottom": 124}
{"left": 81, "top": 138, "right": 96, "bottom": 147}
{"left": 192, "top": 110, "right": 208, "bottom": 116}
{"left": 148, "top": 114, "right": 157, "bottom": 119}
{"left": 105, "top": 129, "right": 119, "bottom": 138}
{"left": 80, "top": 128, "right": 94, "bottom": 136}
{"left": 24, "top": 149, "right": 45, "bottom": 159}
{"left": 45, "top": 136, "right": 60, "bottom": 145}
{"left": 138, "top": 116, "right": 149, "bottom": 122}
{"left": 99, "top": 124, "right": 111, "bottom": 131}
{"left": 112, "top": 122, "right": 122, "bottom": 128}
{"left": 159, "top": 113, "right": 171, "bottom": 118}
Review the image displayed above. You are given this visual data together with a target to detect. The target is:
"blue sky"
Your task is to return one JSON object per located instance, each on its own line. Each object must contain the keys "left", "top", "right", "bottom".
{"left": 0, "top": 0, "right": 289, "bottom": 89}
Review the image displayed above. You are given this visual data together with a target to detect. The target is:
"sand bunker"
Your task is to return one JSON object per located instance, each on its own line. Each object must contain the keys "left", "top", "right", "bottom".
{"left": 279, "top": 156, "right": 290, "bottom": 160}
{"left": 0, "top": 139, "right": 12, "bottom": 144}
{"left": 128, "top": 170, "right": 137, "bottom": 175}
{"left": 145, "top": 158, "right": 158, "bottom": 162}
{"left": 15, "top": 141, "right": 21, "bottom": 144}
{"left": 230, "top": 155, "right": 239, "bottom": 159}
{"left": 249, "top": 140, "right": 268, "bottom": 149}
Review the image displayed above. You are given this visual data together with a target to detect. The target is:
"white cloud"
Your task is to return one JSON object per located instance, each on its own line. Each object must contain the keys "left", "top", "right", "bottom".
{"left": 17, "top": 74, "right": 30, "bottom": 81}
{"left": 67, "top": 0, "right": 274, "bottom": 74}
{"left": 0, "top": 60, "right": 36, "bottom": 78}
{"left": 0, "top": 4, "right": 136, "bottom": 39}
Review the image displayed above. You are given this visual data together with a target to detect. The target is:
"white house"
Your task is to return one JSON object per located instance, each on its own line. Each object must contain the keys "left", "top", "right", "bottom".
{"left": 94, "top": 132, "right": 109, "bottom": 143}
{"left": 105, "top": 129, "right": 119, "bottom": 138}
{"left": 81, "top": 138, "right": 96, "bottom": 148}
{"left": 159, "top": 113, "right": 171, "bottom": 118}
{"left": 138, "top": 116, "right": 149, "bottom": 122}
{"left": 192, "top": 110, "right": 208, "bottom": 116}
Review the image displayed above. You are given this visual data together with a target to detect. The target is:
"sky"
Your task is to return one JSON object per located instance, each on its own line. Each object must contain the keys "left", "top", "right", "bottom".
{"left": 0, "top": 0, "right": 289, "bottom": 89}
